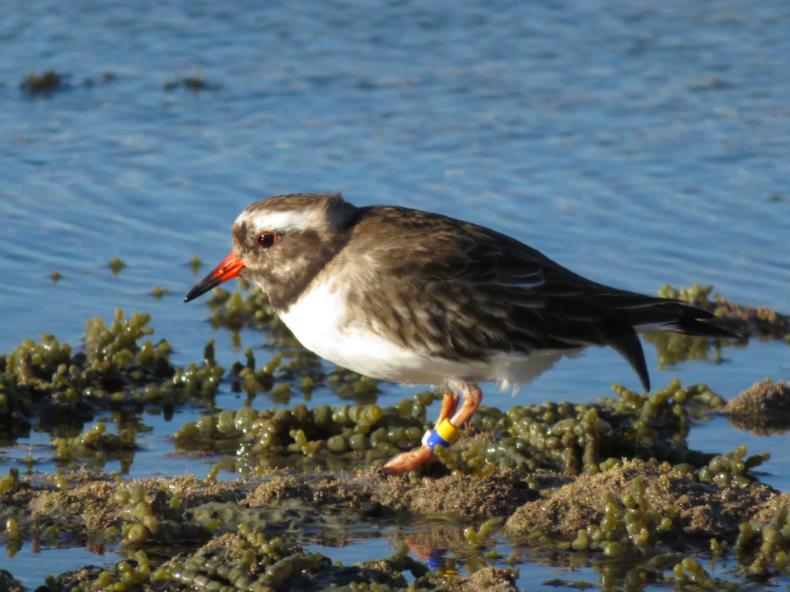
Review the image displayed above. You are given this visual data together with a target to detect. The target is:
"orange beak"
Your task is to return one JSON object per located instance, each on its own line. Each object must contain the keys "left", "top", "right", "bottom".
{"left": 184, "top": 252, "right": 245, "bottom": 303}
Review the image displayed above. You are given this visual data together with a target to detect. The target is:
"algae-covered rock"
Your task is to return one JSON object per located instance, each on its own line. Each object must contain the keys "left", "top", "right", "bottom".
{"left": 3, "top": 290, "right": 790, "bottom": 591}
{"left": 456, "top": 566, "right": 520, "bottom": 592}
{"left": 28, "top": 478, "right": 119, "bottom": 533}
{"left": 173, "top": 394, "right": 432, "bottom": 468}
{"left": 160, "top": 531, "right": 405, "bottom": 592}
{"left": 725, "top": 379, "right": 790, "bottom": 434}
{"left": 0, "top": 310, "right": 227, "bottom": 443}
{"left": 506, "top": 458, "right": 777, "bottom": 541}
{"left": 657, "top": 282, "right": 789, "bottom": 337}
{"left": 244, "top": 469, "right": 530, "bottom": 522}
{"left": 646, "top": 283, "right": 788, "bottom": 368}
{"left": 727, "top": 379, "right": 790, "bottom": 416}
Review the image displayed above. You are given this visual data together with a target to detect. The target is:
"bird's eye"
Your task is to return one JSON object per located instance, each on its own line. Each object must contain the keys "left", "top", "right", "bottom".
{"left": 257, "top": 232, "right": 277, "bottom": 249}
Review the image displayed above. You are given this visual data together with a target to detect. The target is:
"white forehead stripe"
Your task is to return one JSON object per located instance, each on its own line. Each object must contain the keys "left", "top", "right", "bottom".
{"left": 235, "top": 208, "right": 323, "bottom": 234}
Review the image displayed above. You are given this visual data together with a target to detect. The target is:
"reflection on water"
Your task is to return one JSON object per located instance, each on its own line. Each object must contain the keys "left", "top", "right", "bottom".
{"left": 0, "top": 544, "right": 121, "bottom": 589}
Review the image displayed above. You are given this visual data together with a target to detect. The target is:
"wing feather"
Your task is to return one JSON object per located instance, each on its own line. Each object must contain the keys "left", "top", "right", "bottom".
{"left": 343, "top": 206, "right": 728, "bottom": 392}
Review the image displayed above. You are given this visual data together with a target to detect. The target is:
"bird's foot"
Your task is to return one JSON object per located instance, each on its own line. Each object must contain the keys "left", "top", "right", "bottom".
{"left": 383, "top": 444, "right": 437, "bottom": 475}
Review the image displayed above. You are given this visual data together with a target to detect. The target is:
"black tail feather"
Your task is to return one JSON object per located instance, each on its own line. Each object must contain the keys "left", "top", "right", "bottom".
{"left": 665, "top": 314, "right": 742, "bottom": 339}
{"left": 600, "top": 294, "right": 740, "bottom": 393}
{"left": 608, "top": 295, "right": 742, "bottom": 339}
{"left": 610, "top": 330, "right": 651, "bottom": 392}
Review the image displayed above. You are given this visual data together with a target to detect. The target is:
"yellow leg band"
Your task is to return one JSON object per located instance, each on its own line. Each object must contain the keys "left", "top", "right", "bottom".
{"left": 436, "top": 419, "right": 460, "bottom": 444}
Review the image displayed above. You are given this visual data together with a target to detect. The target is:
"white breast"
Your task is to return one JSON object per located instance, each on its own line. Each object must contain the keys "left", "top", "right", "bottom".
{"left": 277, "top": 279, "right": 578, "bottom": 388}
{"left": 277, "top": 279, "right": 438, "bottom": 383}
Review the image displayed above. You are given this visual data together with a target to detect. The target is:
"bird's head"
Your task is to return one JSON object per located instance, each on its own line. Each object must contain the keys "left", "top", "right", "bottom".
{"left": 185, "top": 193, "right": 356, "bottom": 308}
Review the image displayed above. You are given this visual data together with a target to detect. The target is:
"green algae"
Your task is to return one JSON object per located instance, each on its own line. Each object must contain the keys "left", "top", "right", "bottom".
{"left": 50, "top": 421, "right": 137, "bottom": 472}
{"left": 19, "top": 71, "right": 66, "bottom": 96}
{"left": 2, "top": 296, "right": 790, "bottom": 590}
{"left": 647, "top": 283, "right": 789, "bottom": 368}
{"left": 109, "top": 257, "right": 127, "bottom": 275}
{"left": 164, "top": 70, "right": 222, "bottom": 92}
{"left": 206, "top": 285, "right": 283, "bottom": 336}
{"left": 0, "top": 468, "right": 22, "bottom": 496}
{"left": 51, "top": 517, "right": 520, "bottom": 592}
{"left": 173, "top": 371, "right": 734, "bottom": 481}
{"left": 2, "top": 454, "right": 788, "bottom": 590}
{"left": 434, "top": 379, "right": 728, "bottom": 478}
{"left": 189, "top": 255, "right": 203, "bottom": 275}
{"left": 658, "top": 282, "right": 790, "bottom": 346}
{"left": 505, "top": 456, "right": 777, "bottom": 542}
{"left": 115, "top": 483, "right": 210, "bottom": 548}
{"left": 0, "top": 310, "right": 226, "bottom": 445}
{"left": 173, "top": 395, "right": 430, "bottom": 470}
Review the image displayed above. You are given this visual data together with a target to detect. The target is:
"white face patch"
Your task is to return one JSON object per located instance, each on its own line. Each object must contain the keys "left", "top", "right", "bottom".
{"left": 235, "top": 208, "right": 323, "bottom": 236}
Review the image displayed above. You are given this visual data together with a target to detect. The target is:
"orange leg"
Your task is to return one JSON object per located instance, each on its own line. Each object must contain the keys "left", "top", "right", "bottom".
{"left": 438, "top": 391, "right": 460, "bottom": 424}
{"left": 383, "top": 384, "right": 482, "bottom": 475}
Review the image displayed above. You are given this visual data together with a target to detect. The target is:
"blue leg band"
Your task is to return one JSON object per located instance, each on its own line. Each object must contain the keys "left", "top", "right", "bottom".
{"left": 422, "top": 429, "right": 450, "bottom": 452}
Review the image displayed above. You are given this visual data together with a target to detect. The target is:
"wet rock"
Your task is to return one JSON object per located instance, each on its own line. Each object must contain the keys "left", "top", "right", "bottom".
{"left": 506, "top": 459, "right": 777, "bottom": 541}
{"left": 359, "top": 500, "right": 384, "bottom": 518}
{"left": 457, "top": 566, "right": 519, "bottom": 592}
{"left": 56, "top": 565, "right": 105, "bottom": 590}
{"left": 0, "top": 568, "right": 24, "bottom": 592}
{"left": 725, "top": 380, "right": 790, "bottom": 434}
{"left": 29, "top": 479, "right": 120, "bottom": 533}
{"left": 245, "top": 469, "right": 531, "bottom": 522}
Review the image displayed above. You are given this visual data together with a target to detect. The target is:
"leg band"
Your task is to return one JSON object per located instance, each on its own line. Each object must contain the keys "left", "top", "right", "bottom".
{"left": 421, "top": 419, "right": 460, "bottom": 452}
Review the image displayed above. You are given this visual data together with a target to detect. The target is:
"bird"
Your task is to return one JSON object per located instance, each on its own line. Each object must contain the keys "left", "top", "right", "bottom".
{"left": 185, "top": 193, "right": 738, "bottom": 475}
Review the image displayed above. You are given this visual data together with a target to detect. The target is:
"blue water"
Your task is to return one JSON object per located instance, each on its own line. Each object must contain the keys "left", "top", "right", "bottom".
{"left": 1, "top": 0, "right": 789, "bottom": 588}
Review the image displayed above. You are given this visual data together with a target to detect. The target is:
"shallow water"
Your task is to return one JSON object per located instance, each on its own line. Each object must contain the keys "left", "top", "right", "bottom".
{"left": 1, "top": 0, "right": 789, "bottom": 588}
{"left": 4, "top": 546, "right": 121, "bottom": 589}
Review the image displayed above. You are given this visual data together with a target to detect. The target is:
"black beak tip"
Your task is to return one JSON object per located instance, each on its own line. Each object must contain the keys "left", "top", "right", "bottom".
{"left": 184, "top": 288, "right": 201, "bottom": 303}
{"left": 184, "top": 285, "right": 202, "bottom": 303}
{"left": 184, "top": 276, "right": 219, "bottom": 304}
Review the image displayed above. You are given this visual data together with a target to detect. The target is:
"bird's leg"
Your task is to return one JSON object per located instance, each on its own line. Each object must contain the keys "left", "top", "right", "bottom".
{"left": 383, "top": 385, "right": 482, "bottom": 476}
{"left": 381, "top": 392, "right": 456, "bottom": 475}
{"left": 449, "top": 382, "right": 482, "bottom": 426}
{"left": 437, "top": 391, "right": 460, "bottom": 424}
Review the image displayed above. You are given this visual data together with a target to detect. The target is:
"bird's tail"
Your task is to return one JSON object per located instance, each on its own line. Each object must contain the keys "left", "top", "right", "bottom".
{"left": 590, "top": 288, "right": 740, "bottom": 339}
{"left": 625, "top": 300, "right": 740, "bottom": 339}
{"left": 597, "top": 292, "right": 740, "bottom": 393}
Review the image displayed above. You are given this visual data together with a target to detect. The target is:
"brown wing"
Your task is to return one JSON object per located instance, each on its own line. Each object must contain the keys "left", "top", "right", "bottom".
{"left": 345, "top": 206, "right": 733, "bottom": 391}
